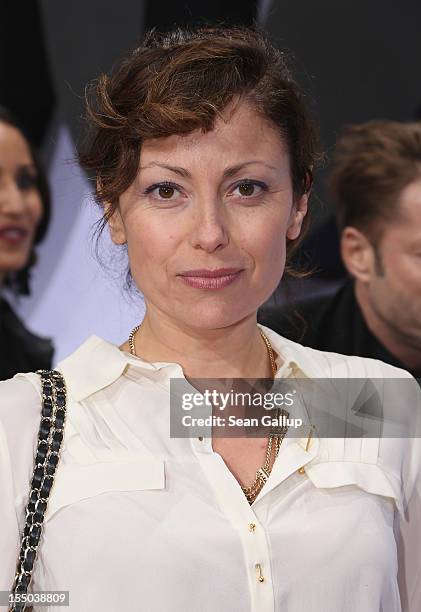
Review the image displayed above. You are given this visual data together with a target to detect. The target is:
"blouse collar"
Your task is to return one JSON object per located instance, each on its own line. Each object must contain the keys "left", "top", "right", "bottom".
{"left": 57, "top": 323, "right": 324, "bottom": 401}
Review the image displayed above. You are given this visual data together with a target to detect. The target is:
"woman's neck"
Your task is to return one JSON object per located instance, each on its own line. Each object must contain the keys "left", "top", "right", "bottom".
{"left": 120, "top": 312, "right": 278, "bottom": 379}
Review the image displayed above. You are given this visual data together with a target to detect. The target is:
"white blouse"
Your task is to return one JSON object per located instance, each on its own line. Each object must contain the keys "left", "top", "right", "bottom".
{"left": 0, "top": 324, "right": 420, "bottom": 612}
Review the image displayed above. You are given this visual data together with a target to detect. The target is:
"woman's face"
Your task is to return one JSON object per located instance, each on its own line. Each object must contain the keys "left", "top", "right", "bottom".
{"left": 0, "top": 122, "right": 43, "bottom": 281}
{"left": 109, "top": 101, "right": 308, "bottom": 329}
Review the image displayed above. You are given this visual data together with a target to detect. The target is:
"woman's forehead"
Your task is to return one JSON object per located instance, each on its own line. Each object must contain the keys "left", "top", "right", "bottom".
{"left": 138, "top": 103, "right": 288, "bottom": 170}
{"left": 0, "top": 122, "right": 33, "bottom": 166}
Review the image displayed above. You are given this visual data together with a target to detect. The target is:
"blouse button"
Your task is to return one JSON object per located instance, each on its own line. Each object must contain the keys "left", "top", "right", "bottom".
{"left": 249, "top": 523, "right": 256, "bottom": 532}
{"left": 298, "top": 466, "right": 305, "bottom": 474}
{"left": 255, "top": 563, "right": 265, "bottom": 582}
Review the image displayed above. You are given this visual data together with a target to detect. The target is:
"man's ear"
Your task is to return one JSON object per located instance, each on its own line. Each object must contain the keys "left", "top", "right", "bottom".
{"left": 104, "top": 203, "right": 127, "bottom": 245}
{"left": 286, "top": 192, "right": 309, "bottom": 240}
{"left": 341, "top": 226, "right": 376, "bottom": 282}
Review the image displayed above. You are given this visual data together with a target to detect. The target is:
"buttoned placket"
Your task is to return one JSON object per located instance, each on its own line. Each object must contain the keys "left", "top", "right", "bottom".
{"left": 191, "top": 434, "right": 275, "bottom": 611}
{"left": 183, "top": 355, "right": 313, "bottom": 611}
{"left": 190, "top": 427, "right": 319, "bottom": 612}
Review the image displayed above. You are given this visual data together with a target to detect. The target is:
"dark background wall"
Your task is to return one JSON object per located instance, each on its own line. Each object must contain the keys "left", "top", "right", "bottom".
{"left": 0, "top": 2, "right": 55, "bottom": 147}
{"left": 1, "top": 0, "right": 258, "bottom": 148}
{"left": 265, "top": 1, "right": 421, "bottom": 279}
{"left": 3, "top": 0, "right": 420, "bottom": 182}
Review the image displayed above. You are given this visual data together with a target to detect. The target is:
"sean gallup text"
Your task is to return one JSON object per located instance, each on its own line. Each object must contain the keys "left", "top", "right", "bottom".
{"left": 181, "top": 414, "right": 303, "bottom": 429}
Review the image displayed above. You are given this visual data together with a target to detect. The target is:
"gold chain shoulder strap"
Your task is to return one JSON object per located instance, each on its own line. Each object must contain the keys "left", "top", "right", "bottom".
{"left": 9, "top": 370, "right": 68, "bottom": 612}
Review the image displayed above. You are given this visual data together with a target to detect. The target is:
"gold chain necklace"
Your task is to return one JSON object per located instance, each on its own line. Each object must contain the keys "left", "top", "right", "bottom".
{"left": 128, "top": 324, "right": 289, "bottom": 505}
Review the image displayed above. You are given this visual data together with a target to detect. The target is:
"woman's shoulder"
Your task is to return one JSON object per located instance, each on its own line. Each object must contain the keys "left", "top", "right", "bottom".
{"left": 0, "top": 372, "right": 43, "bottom": 418}
{"left": 55, "top": 335, "right": 130, "bottom": 401}
{"left": 263, "top": 327, "right": 421, "bottom": 512}
{"left": 0, "top": 372, "right": 43, "bottom": 445}
{"left": 1, "top": 333, "right": 136, "bottom": 422}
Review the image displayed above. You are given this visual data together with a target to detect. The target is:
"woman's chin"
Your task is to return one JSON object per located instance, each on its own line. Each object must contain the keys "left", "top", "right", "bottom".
{"left": 0, "top": 256, "right": 30, "bottom": 275}
{"left": 175, "top": 309, "right": 256, "bottom": 331}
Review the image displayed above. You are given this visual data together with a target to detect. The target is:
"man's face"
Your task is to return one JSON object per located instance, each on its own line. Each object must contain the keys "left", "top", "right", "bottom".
{"left": 367, "top": 178, "right": 421, "bottom": 348}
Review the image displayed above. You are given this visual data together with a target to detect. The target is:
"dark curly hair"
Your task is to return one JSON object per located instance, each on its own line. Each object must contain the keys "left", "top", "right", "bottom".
{"left": 0, "top": 106, "right": 51, "bottom": 295}
{"left": 80, "top": 24, "right": 321, "bottom": 279}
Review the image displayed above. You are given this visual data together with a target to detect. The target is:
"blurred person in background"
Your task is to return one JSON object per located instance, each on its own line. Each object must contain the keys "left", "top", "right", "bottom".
{"left": 0, "top": 106, "right": 53, "bottom": 380}
{"left": 259, "top": 121, "right": 421, "bottom": 379}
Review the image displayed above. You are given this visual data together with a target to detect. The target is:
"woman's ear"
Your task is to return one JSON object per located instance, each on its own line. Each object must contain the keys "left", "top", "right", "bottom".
{"left": 97, "top": 177, "right": 127, "bottom": 245}
{"left": 286, "top": 192, "right": 309, "bottom": 241}
{"left": 104, "top": 203, "right": 127, "bottom": 245}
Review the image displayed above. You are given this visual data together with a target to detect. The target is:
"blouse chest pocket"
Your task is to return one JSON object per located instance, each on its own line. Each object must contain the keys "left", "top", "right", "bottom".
{"left": 303, "top": 437, "right": 404, "bottom": 517}
{"left": 43, "top": 456, "right": 165, "bottom": 523}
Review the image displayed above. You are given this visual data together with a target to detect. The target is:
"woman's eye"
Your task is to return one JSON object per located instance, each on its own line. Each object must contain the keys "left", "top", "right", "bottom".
{"left": 144, "top": 182, "right": 181, "bottom": 201}
{"left": 231, "top": 181, "right": 266, "bottom": 198}
{"left": 16, "top": 170, "right": 38, "bottom": 191}
{"left": 157, "top": 185, "right": 176, "bottom": 199}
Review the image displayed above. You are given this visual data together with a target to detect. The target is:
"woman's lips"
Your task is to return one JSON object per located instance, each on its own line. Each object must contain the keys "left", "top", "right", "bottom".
{"left": 0, "top": 227, "right": 28, "bottom": 245}
{"left": 178, "top": 270, "right": 243, "bottom": 289}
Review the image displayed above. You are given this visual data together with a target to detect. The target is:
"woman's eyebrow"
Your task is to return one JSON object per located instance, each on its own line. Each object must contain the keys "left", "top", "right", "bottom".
{"left": 222, "top": 161, "right": 277, "bottom": 178}
{"left": 139, "top": 161, "right": 277, "bottom": 179}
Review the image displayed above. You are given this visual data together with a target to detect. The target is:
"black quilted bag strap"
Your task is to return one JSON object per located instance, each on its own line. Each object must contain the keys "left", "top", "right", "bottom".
{"left": 8, "top": 369, "right": 67, "bottom": 612}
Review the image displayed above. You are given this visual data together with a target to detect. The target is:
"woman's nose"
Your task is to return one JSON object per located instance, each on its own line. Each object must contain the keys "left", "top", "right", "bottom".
{"left": 0, "top": 180, "right": 26, "bottom": 215}
{"left": 188, "top": 204, "right": 230, "bottom": 252}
